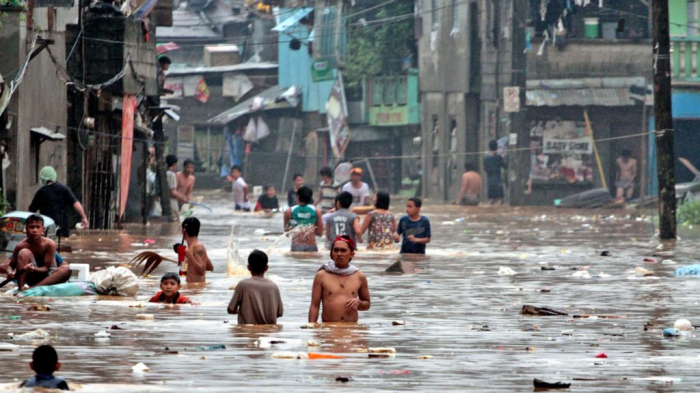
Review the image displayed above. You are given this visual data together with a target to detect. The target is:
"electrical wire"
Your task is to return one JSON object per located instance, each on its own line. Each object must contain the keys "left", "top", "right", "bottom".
{"left": 4, "top": 108, "right": 673, "bottom": 162}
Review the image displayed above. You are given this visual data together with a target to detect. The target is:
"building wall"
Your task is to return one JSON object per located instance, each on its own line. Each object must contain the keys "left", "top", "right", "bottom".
{"left": 418, "top": 0, "right": 474, "bottom": 94}
{"left": 479, "top": 0, "right": 513, "bottom": 103}
{"left": 277, "top": 20, "right": 333, "bottom": 113}
{"left": 524, "top": 106, "right": 645, "bottom": 205}
{"left": 528, "top": 40, "right": 652, "bottom": 80}
{"left": 0, "top": 7, "right": 71, "bottom": 210}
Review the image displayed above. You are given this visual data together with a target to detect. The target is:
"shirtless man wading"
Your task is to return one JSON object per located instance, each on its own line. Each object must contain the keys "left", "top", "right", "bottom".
{"left": 308, "top": 235, "right": 370, "bottom": 323}
{"left": 615, "top": 149, "right": 637, "bottom": 202}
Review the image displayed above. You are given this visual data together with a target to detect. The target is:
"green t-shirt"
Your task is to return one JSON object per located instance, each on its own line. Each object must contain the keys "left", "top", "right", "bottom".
{"left": 290, "top": 204, "right": 317, "bottom": 227}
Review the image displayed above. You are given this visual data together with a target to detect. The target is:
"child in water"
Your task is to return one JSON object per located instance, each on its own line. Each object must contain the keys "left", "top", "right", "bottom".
{"left": 227, "top": 250, "right": 283, "bottom": 324}
{"left": 20, "top": 345, "right": 69, "bottom": 390}
{"left": 150, "top": 272, "right": 199, "bottom": 305}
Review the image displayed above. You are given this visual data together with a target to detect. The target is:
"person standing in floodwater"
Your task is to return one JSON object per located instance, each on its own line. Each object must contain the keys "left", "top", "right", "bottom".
{"left": 176, "top": 158, "right": 196, "bottom": 211}
{"left": 360, "top": 191, "right": 399, "bottom": 250}
{"left": 396, "top": 197, "right": 431, "bottom": 254}
{"left": 483, "top": 140, "right": 506, "bottom": 205}
{"left": 455, "top": 161, "right": 482, "bottom": 206}
{"left": 284, "top": 186, "right": 323, "bottom": 252}
{"left": 28, "top": 166, "right": 89, "bottom": 237}
{"left": 615, "top": 149, "right": 637, "bottom": 202}
{"left": 324, "top": 191, "right": 362, "bottom": 250}
{"left": 181, "top": 217, "right": 213, "bottom": 283}
{"left": 309, "top": 235, "right": 370, "bottom": 323}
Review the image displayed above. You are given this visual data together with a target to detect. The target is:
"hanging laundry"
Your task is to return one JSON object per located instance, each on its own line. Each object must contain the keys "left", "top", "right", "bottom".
{"left": 256, "top": 117, "right": 270, "bottom": 141}
{"left": 243, "top": 117, "right": 257, "bottom": 142}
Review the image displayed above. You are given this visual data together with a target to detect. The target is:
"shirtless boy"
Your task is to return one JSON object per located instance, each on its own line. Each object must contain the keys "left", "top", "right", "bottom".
{"left": 176, "top": 159, "right": 196, "bottom": 210}
{"left": 308, "top": 235, "right": 370, "bottom": 323}
{"left": 181, "top": 217, "right": 213, "bottom": 283}
{"left": 455, "top": 162, "right": 482, "bottom": 206}
{"left": 0, "top": 214, "right": 70, "bottom": 290}
{"left": 615, "top": 149, "right": 637, "bottom": 202}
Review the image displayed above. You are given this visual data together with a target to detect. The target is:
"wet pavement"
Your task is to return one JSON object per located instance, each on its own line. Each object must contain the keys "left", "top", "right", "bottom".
{"left": 1, "top": 191, "right": 699, "bottom": 392}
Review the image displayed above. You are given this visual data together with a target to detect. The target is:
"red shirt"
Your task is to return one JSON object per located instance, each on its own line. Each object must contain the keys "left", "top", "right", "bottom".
{"left": 149, "top": 291, "right": 191, "bottom": 304}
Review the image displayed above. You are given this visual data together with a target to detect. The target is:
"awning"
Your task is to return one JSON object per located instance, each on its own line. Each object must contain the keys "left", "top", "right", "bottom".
{"left": 526, "top": 77, "right": 648, "bottom": 107}
{"left": 165, "top": 62, "right": 277, "bottom": 77}
{"left": 30, "top": 127, "right": 66, "bottom": 141}
{"left": 208, "top": 85, "right": 301, "bottom": 125}
{"left": 316, "top": 127, "right": 390, "bottom": 142}
{"left": 273, "top": 7, "right": 313, "bottom": 32}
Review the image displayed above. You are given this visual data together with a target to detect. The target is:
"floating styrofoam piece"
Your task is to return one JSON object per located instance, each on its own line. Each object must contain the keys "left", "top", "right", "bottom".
{"left": 369, "top": 347, "right": 396, "bottom": 354}
{"left": 132, "top": 363, "right": 150, "bottom": 372}
{"left": 257, "top": 337, "right": 305, "bottom": 348}
{"left": 270, "top": 351, "right": 308, "bottom": 359}
{"left": 13, "top": 329, "right": 50, "bottom": 342}
{"left": 498, "top": 267, "right": 517, "bottom": 276}
{"left": 674, "top": 319, "right": 694, "bottom": 331}
{"left": 0, "top": 343, "right": 19, "bottom": 354}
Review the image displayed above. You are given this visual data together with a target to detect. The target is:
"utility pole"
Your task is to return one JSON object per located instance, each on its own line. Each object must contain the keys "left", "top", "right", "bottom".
{"left": 652, "top": 0, "right": 677, "bottom": 239}
{"left": 508, "top": 0, "right": 529, "bottom": 206}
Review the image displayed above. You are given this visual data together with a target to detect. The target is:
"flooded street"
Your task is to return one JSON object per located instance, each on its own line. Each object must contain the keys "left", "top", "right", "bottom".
{"left": 1, "top": 191, "right": 699, "bottom": 392}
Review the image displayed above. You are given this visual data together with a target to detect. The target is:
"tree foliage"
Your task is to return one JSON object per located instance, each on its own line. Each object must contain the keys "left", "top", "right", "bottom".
{"left": 344, "top": 1, "right": 415, "bottom": 92}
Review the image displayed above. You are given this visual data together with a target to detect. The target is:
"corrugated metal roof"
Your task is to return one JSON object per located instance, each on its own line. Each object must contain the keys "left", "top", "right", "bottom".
{"left": 208, "top": 85, "right": 301, "bottom": 125}
{"left": 156, "top": 11, "right": 221, "bottom": 39}
{"left": 526, "top": 77, "right": 647, "bottom": 107}
{"left": 166, "top": 62, "right": 278, "bottom": 76}
{"left": 156, "top": 6, "right": 247, "bottom": 39}
{"left": 272, "top": 7, "right": 313, "bottom": 32}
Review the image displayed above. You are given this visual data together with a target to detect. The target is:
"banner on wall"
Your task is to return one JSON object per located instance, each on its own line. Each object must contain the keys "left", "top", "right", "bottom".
{"left": 327, "top": 72, "right": 350, "bottom": 158}
{"left": 542, "top": 136, "right": 593, "bottom": 154}
{"left": 119, "top": 94, "right": 136, "bottom": 219}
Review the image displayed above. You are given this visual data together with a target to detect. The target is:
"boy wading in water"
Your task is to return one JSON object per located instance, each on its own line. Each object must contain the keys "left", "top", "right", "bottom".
{"left": 284, "top": 186, "right": 323, "bottom": 252}
{"left": 397, "top": 197, "right": 431, "bottom": 254}
{"left": 180, "top": 217, "right": 213, "bottom": 283}
{"left": 227, "top": 250, "right": 283, "bottom": 324}
{"left": 0, "top": 214, "right": 70, "bottom": 291}
{"left": 20, "top": 345, "right": 69, "bottom": 390}
{"left": 150, "top": 272, "right": 199, "bottom": 305}
{"left": 309, "top": 235, "right": 370, "bottom": 323}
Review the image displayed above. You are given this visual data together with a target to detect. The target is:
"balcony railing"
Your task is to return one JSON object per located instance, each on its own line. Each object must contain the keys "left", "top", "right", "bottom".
{"left": 672, "top": 37, "right": 700, "bottom": 81}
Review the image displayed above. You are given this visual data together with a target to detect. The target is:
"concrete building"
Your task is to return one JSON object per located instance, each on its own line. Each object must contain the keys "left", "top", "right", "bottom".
{"left": 0, "top": 5, "right": 75, "bottom": 212}
{"left": 478, "top": 0, "right": 652, "bottom": 205}
{"left": 416, "top": 0, "right": 481, "bottom": 201}
{"left": 66, "top": 14, "right": 159, "bottom": 227}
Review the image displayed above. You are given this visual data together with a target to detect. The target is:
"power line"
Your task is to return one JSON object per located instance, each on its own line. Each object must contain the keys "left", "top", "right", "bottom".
{"left": 4, "top": 108, "right": 672, "bottom": 162}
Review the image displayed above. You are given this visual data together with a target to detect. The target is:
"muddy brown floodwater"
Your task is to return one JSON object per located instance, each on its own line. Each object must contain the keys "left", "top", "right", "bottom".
{"left": 1, "top": 192, "right": 699, "bottom": 392}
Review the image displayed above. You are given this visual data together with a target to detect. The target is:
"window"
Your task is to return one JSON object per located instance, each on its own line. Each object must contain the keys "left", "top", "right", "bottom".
{"left": 487, "top": 0, "right": 500, "bottom": 47}
{"left": 432, "top": 0, "right": 439, "bottom": 30}
{"left": 396, "top": 77, "right": 408, "bottom": 105}
{"left": 451, "top": 0, "right": 458, "bottom": 30}
{"left": 431, "top": 116, "right": 440, "bottom": 153}
{"left": 449, "top": 119, "right": 458, "bottom": 153}
{"left": 372, "top": 79, "right": 383, "bottom": 106}
{"left": 383, "top": 77, "right": 396, "bottom": 106}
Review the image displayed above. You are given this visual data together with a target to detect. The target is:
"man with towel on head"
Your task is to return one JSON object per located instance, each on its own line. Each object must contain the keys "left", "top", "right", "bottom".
{"left": 28, "top": 166, "right": 89, "bottom": 238}
{"left": 308, "top": 235, "right": 370, "bottom": 323}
